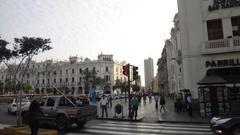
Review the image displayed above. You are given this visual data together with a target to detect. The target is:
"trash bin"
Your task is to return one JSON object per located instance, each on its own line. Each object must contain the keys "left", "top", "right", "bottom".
{"left": 114, "top": 104, "right": 124, "bottom": 118}
{"left": 115, "top": 104, "right": 122, "bottom": 114}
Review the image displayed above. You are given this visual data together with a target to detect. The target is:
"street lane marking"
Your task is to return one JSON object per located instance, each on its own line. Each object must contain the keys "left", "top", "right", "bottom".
{"left": 105, "top": 121, "right": 210, "bottom": 128}
{"left": 98, "top": 123, "right": 211, "bottom": 132}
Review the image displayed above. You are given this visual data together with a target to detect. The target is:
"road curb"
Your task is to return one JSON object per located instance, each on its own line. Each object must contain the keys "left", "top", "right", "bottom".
{"left": 0, "top": 125, "right": 57, "bottom": 135}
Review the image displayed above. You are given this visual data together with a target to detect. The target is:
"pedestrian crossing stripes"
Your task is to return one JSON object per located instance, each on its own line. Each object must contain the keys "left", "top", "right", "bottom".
{"left": 66, "top": 120, "right": 213, "bottom": 135}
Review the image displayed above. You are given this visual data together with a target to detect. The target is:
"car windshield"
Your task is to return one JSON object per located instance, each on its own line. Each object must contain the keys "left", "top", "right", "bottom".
{"left": 14, "top": 98, "right": 29, "bottom": 103}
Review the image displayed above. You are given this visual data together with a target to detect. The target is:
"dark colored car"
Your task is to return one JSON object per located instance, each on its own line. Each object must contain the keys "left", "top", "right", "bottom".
{"left": 210, "top": 116, "right": 240, "bottom": 135}
{"left": 75, "top": 95, "right": 90, "bottom": 106}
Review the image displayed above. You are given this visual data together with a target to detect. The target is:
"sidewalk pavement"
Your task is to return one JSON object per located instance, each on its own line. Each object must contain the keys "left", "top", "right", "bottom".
{"left": 96, "top": 97, "right": 211, "bottom": 124}
{"left": 0, "top": 124, "right": 57, "bottom": 135}
{"left": 0, "top": 123, "right": 11, "bottom": 130}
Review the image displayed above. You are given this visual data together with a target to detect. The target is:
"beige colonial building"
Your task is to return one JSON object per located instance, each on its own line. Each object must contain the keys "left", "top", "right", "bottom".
{"left": 0, "top": 54, "right": 128, "bottom": 95}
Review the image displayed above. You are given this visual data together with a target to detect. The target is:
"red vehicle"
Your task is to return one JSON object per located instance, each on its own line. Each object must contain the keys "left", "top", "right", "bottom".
{"left": 75, "top": 94, "right": 90, "bottom": 106}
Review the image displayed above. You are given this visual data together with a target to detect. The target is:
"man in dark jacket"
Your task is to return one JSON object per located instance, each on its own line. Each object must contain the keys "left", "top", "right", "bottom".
{"left": 28, "top": 100, "right": 40, "bottom": 135}
{"left": 160, "top": 95, "right": 166, "bottom": 112}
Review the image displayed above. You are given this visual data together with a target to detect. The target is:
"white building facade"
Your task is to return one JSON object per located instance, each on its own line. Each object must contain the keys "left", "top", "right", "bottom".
{"left": 177, "top": 0, "right": 240, "bottom": 116}
{"left": 144, "top": 57, "right": 154, "bottom": 90}
{"left": 0, "top": 54, "right": 128, "bottom": 95}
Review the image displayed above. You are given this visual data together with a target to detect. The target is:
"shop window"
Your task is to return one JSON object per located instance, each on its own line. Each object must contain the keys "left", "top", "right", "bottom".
{"left": 207, "top": 19, "right": 223, "bottom": 40}
{"left": 231, "top": 16, "right": 240, "bottom": 37}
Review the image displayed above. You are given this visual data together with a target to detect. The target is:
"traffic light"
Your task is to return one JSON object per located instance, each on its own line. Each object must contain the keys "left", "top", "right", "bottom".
{"left": 123, "top": 64, "right": 129, "bottom": 76}
{"left": 133, "top": 66, "right": 138, "bottom": 80}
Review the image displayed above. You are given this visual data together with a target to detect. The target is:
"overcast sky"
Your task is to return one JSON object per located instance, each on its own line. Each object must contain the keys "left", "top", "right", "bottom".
{"left": 0, "top": 0, "right": 178, "bottom": 86}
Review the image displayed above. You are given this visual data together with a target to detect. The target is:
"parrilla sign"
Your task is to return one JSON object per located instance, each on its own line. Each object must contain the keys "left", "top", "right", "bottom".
{"left": 208, "top": 0, "right": 240, "bottom": 11}
{"left": 206, "top": 59, "right": 240, "bottom": 68}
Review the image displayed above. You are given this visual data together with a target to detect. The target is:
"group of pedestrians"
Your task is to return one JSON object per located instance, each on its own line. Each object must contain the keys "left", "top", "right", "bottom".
{"left": 174, "top": 92, "right": 193, "bottom": 117}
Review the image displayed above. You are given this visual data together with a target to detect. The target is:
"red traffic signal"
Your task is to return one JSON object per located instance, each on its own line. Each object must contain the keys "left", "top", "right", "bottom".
{"left": 123, "top": 64, "right": 129, "bottom": 76}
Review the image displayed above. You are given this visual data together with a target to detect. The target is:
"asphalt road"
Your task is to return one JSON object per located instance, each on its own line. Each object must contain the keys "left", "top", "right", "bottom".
{"left": 0, "top": 103, "right": 16, "bottom": 125}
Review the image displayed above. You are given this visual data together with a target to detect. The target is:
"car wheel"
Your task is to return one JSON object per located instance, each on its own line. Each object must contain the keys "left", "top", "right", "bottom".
{"left": 56, "top": 115, "right": 69, "bottom": 131}
{"left": 232, "top": 125, "right": 240, "bottom": 135}
{"left": 76, "top": 119, "right": 87, "bottom": 128}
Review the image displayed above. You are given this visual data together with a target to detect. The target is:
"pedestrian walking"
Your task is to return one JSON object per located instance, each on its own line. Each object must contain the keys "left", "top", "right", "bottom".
{"left": 131, "top": 95, "right": 140, "bottom": 119}
{"left": 28, "top": 100, "right": 40, "bottom": 135}
{"left": 109, "top": 95, "right": 112, "bottom": 107}
{"left": 99, "top": 95, "right": 108, "bottom": 118}
{"left": 154, "top": 94, "right": 159, "bottom": 109}
{"left": 160, "top": 95, "right": 166, "bottom": 112}
{"left": 186, "top": 94, "right": 192, "bottom": 117}
{"left": 143, "top": 93, "right": 147, "bottom": 104}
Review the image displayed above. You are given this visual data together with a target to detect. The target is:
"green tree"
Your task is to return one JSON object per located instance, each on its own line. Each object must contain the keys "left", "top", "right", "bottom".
{"left": 0, "top": 36, "right": 52, "bottom": 126}
{"left": 112, "top": 79, "right": 128, "bottom": 94}
{"left": 16, "top": 83, "right": 32, "bottom": 93}
{"left": 0, "top": 80, "right": 4, "bottom": 94}
{"left": 83, "top": 68, "right": 106, "bottom": 94}
{"left": 132, "top": 84, "right": 140, "bottom": 92}
{"left": 4, "top": 79, "right": 15, "bottom": 93}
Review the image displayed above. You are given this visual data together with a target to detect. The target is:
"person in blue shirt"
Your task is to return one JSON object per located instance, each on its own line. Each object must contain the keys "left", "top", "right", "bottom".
{"left": 131, "top": 95, "right": 140, "bottom": 119}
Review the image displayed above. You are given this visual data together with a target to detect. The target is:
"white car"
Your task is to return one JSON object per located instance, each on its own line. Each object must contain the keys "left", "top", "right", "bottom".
{"left": 7, "top": 97, "right": 31, "bottom": 114}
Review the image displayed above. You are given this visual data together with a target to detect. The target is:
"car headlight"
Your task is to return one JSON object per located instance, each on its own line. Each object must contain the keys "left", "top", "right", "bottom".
{"left": 216, "top": 118, "right": 232, "bottom": 124}
{"left": 210, "top": 117, "right": 221, "bottom": 124}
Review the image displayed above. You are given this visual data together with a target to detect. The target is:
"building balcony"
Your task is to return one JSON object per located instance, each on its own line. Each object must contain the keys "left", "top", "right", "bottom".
{"left": 202, "top": 37, "right": 240, "bottom": 55}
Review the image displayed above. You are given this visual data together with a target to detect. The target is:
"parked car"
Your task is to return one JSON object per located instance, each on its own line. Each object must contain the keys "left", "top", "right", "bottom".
{"left": 7, "top": 97, "right": 31, "bottom": 114}
{"left": 210, "top": 116, "right": 240, "bottom": 135}
{"left": 32, "top": 95, "right": 97, "bottom": 130}
{"left": 75, "top": 94, "right": 90, "bottom": 106}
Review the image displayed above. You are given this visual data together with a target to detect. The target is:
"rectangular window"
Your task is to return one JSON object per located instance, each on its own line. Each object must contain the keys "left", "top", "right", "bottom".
{"left": 79, "top": 77, "right": 82, "bottom": 82}
{"left": 42, "top": 79, "right": 45, "bottom": 84}
{"left": 60, "top": 78, "right": 62, "bottom": 83}
{"left": 106, "top": 67, "right": 109, "bottom": 72}
{"left": 66, "top": 78, "right": 68, "bottom": 83}
{"left": 207, "top": 19, "right": 223, "bottom": 40}
{"left": 72, "top": 69, "right": 74, "bottom": 74}
{"left": 66, "top": 69, "right": 68, "bottom": 74}
{"left": 72, "top": 77, "right": 74, "bottom": 83}
{"left": 47, "top": 79, "right": 50, "bottom": 84}
{"left": 79, "top": 68, "right": 82, "bottom": 73}
{"left": 54, "top": 79, "right": 56, "bottom": 83}
{"left": 232, "top": 16, "right": 240, "bottom": 37}
{"left": 37, "top": 80, "right": 39, "bottom": 84}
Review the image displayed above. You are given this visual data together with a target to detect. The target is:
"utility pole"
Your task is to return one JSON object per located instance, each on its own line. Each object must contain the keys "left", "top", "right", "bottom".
{"left": 122, "top": 63, "right": 132, "bottom": 118}
{"left": 127, "top": 64, "right": 131, "bottom": 118}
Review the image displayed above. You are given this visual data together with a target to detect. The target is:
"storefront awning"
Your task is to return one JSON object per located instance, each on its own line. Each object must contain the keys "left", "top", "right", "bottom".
{"left": 197, "top": 76, "right": 227, "bottom": 85}
{"left": 198, "top": 67, "right": 240, "bottom": 85}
